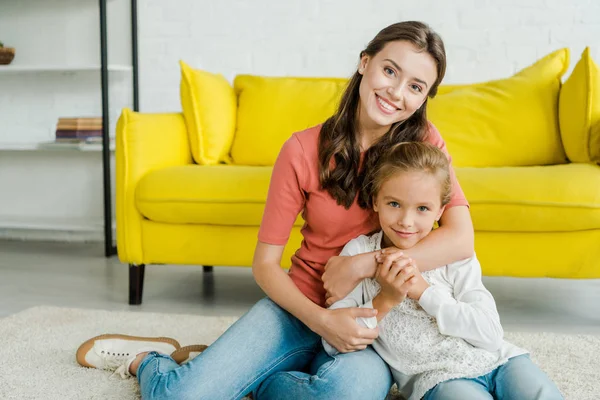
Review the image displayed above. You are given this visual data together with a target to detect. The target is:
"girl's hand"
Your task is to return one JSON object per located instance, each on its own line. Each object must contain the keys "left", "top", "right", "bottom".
{"left": 323, "top": 253, "right": 378, "bottom": 306}
{"left": 318, "top": 307, "right": 379, "bottom": 353}
{"left": 375, "top": 248, "right": 430, "bottom": 300}
{"left": 375, "top": 247, "right": 406, "bottom": 269}
{"left": 405, "top": 266, "right": 430, "bottom": 301}
{"left": 375, "top": 255, "right": 417, "bottom": 306}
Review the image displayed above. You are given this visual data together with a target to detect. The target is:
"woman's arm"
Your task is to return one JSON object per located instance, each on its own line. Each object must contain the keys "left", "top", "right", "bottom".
{"left": 418, "top": 256, "right": 504, "bottom": 352}
{"left": 253, "top": 241, "right": 379, "bottom": 353}
{"left": 323, "top": 206, "right": 473, "bottom": 304}
{"left": 402, "top": 205, "right": 474, "bottom": 271}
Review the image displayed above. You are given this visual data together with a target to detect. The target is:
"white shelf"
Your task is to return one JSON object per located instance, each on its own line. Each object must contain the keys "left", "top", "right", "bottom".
{"left": 0, "top": 65, "right": 133, "bottom": 73}
{"left": 0, "top": 141, "right": 115, "bottom": 152}
{"left": 0, "top": 215, "right": 104, "bottom": 231}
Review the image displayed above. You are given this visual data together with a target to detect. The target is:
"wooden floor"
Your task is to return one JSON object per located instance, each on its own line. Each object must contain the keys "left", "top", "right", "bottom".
{"left": 1, "top": 239, "right": 599, "bottom": 334}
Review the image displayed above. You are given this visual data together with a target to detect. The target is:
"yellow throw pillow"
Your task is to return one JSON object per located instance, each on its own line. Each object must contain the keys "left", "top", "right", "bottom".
{"left": 428, "top": 49, "right": 570, "bottom": 167}
{"left": 559, "top": 47, "right": 600, "bottom": 164}
{"left": 231, "top": 76, "right": 347, "bottom": 165}
{"left": 179, "top": 60, "right": 236, "bottom": 165}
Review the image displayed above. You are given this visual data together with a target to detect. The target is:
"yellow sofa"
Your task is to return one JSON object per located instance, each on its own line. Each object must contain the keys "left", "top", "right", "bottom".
{"left": 117, "top": 48, "right": 600, "bottom": 304}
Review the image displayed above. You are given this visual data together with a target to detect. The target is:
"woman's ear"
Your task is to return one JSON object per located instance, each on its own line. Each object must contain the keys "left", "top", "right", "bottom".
{"left": 435, "top": 205, "right": 447, "bottom": 221}
{"left": 359, "top": 54, "right": 369, "bottom": 75}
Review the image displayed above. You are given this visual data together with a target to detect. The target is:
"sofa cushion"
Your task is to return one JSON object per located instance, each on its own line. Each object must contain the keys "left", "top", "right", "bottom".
{"left": 231, "top": 75, "right": 347, "bottom": 165}
{"left": 179, "top": 61, "right": 236, "bottom": 165}
{"left": 427, "top": 49, "right": 570, "bottom": 167}
{"left": 137, "top": 163, "right": 600, "bottom": 233}
{"left": 136, "top": 165, "right": 303, "bottom": 226}
{"left": 457, "top": 163, "right": 600, "bottom": 232}
{"left": 559, "top": 47, "right": 600, "bottom": 164}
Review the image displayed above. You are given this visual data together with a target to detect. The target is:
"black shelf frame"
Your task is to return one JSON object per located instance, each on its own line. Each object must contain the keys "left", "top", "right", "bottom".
{"left": 99, "top": 0, "right": 139, "bottom": 257}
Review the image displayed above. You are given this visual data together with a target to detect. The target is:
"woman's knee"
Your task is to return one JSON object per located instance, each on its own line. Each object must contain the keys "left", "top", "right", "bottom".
{"left": 318, "top": 347, "right": 393, "bottom": 397}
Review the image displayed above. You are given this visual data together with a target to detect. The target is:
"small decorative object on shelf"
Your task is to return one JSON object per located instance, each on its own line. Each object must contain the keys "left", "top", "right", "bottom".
{"left": 55, "top": 117, "right": 102, "bottom": 142}
{"left": 0, "top": 41, "right": 16, "bottom": 65}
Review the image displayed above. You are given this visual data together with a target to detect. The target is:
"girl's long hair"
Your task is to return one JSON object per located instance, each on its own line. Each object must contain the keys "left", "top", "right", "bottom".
{"left": 318, "top": 21, "right": 446, "bottom": 208}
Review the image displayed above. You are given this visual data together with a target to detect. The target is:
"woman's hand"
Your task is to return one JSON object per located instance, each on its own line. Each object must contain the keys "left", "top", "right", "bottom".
{"left": 317, "top": 307, "right": 379, "bottom": 353}
{"left": 323, "top": 252, "right": 378, "bottom": 306}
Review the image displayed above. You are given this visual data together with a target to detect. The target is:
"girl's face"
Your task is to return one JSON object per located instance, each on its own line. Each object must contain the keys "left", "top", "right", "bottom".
{"left": 357, "top": 40, "right": 437, "bottom": 138}
{"left": 373, "top": 170, "right": 446, "bottom": 250}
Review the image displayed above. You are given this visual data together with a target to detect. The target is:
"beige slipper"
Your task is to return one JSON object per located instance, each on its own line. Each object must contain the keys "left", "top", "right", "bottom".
{"left": 171, "top": 344, "right": 208, "bottom": 364}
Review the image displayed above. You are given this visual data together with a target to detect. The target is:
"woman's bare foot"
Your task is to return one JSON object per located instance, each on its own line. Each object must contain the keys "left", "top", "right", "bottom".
{"left": 129, "top": 352, "right": 150, "bottom": 376}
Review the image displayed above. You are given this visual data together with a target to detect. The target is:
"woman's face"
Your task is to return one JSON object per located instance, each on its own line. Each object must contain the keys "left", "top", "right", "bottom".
{"left": 373, "top": 170, "right": 445, "bottom": 250}
{"left": 357, "top": 40, "right": 438, "bottom": 137}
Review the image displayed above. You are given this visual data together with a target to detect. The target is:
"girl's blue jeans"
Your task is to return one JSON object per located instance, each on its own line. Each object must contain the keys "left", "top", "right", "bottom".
{"left": 136, "top": 297, "right": 393, "bottom": 400}
{"left": 423, "top": 354, "right": 563, "bottom": 400}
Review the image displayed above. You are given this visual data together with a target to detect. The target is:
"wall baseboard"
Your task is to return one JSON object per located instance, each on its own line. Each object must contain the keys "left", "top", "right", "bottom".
{"left": 0, "top": 216, "right": 115, "bottom": 243}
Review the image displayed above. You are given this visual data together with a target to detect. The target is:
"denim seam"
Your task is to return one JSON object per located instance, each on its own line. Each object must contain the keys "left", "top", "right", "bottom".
{"left": 235, "top": 346, "right": 317, "bottom": 400}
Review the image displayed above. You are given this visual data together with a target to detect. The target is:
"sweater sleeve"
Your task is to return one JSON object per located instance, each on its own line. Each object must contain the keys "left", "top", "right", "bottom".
{"left": 257, "top": 135, "right": 307, "bottom": 245}
{"left": 418, "top": 256, "right": 504, "bottom": 352}
{"left": 425, "top": 122, "right": 469, "bottom": 209}
{"left": 322, "top": 237, "right": 378, "bottom": 355}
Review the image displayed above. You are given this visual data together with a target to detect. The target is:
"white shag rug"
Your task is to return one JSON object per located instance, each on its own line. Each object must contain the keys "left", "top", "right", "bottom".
{"left": 0, "top": 306, "right": 597, "bottom": 400}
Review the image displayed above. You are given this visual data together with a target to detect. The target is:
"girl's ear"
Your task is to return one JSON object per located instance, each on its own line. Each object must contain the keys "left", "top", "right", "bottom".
{"left": 435, "top": 205, "right": 446, "bottom": 222}
{"left": 373, "top": 197, "right": 380, "bottom": 212}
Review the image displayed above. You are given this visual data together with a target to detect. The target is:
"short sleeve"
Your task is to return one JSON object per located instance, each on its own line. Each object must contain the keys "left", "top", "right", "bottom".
{"left": 258, "top": 135, "right": 307, "bottom": 245}
{"left": 425, "top": 122, "right": 469, "bottom": 209}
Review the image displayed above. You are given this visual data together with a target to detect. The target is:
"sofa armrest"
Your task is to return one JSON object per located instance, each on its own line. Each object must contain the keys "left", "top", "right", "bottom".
{"left": 116, "top": 108, "right": 193, "bottom": 264}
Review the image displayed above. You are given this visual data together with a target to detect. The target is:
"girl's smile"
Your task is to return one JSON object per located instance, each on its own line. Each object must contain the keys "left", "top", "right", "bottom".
{"left": 374, "top": 170, "right": 446, "bottom": 250}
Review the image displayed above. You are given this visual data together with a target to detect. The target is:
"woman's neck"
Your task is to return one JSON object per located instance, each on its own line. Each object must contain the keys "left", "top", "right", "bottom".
{"left": 356, "top": 110, "right": 390, "bottom": 151}
{"left": 357, "top": 125, "right": 389, "bottom": 152}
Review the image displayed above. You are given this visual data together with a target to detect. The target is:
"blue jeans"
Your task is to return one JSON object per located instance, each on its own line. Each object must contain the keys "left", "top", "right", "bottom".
{"left": 423, "top": 354, "right": 563, "bottom": 400}
{"left": 136, "top": 297, "right": 393, "bottom": 400}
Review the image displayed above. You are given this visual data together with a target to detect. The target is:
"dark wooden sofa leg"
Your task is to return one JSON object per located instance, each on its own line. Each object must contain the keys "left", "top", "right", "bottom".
{"left": 129, "top": 264, "right": 145, "bottom": 305}
{"left": 203, "top": 266, "right": 213, "bottom": 273}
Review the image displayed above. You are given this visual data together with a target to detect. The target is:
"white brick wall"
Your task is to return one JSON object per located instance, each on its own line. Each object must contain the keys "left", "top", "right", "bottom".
{"left": 138, "top": 0, "right": 600, "bottom": 113}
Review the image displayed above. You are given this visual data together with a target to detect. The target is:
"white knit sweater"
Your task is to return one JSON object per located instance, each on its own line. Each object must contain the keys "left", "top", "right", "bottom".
{"left": 323, "top": 231, "right": 527, "bottom": 400}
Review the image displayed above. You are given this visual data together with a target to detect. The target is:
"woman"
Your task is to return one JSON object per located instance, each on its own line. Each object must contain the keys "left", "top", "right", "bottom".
{"left": 77, "top": 21, "right": 473, "bottom": 399}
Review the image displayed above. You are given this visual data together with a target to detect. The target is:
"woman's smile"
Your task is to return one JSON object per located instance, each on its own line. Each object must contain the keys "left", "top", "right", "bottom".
{"left": 376, "top": 94, "right": 400, "bottom": 114}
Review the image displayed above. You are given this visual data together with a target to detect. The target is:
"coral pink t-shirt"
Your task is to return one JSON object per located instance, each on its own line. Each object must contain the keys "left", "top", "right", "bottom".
{"left": 258, "top": 122, "right": 469, "bottom": 306}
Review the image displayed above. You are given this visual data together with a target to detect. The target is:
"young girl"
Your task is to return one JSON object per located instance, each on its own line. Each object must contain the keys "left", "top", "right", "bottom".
{"left": 323, "top": 141, "right": 563, "bottom": 400}
{"left": 76, "top": 21, "right": 475, "bottom": 399}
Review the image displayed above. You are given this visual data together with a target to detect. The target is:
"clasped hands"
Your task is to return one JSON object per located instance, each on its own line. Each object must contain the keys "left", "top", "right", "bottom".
{"left": 323, "top": 247, "right": 429, "bottom": 307}
{"left": 374, "top": 247, "right": 429, "bottom": 308}
{"left": 320, "top": 247, "right": 430, "bottom": 353}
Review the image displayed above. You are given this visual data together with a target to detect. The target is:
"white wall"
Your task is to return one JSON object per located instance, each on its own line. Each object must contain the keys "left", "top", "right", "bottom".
{"left": 0, "top": 0, "right": 599, "bottom": 241}
{"left": 138, "top": 0, "right": 600, "bottom": 112}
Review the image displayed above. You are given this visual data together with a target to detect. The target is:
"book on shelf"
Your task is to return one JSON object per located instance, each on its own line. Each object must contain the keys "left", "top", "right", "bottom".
{"left": 57, "top": 117, "right": 102, "bottom": 127}
{"left": 55, "top": 117, "right": 103, "bottom": 140}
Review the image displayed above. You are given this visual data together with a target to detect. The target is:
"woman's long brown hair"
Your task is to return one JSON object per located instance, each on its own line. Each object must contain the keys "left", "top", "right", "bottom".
{"left": 318, "top": 21, "right": 447, "bottom": 209}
